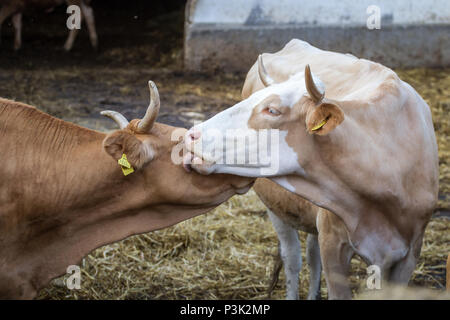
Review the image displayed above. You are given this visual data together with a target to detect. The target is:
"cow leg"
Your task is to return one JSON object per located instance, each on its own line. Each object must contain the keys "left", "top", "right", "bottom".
{"left": 446, "top": 254, "right": 450, "bottom": 291}
{"left": 64, "top": 28, "right": 79, "bottom": 51}
{"left": 306, "top": 233, "right": 322, "bottom": 300}
{"left": 12, "top": 13, "right": 22, "bottom": 50}
{"left": 0, "top": 4, "right": 19, "bottom": 46}
{"left": 388, "top": 254, "right": 416, "bottom": 285}
{"left": 268, "top": 210, "right": 302, "bottom": 300}
{"left": 317, "top": 209, "right": 354, "bottom": 299}
{"left": 388, "top": 233, "right": 424, "bottom": 285}
{"left": 80, "top": 1, "right": 98, "bottom": 50}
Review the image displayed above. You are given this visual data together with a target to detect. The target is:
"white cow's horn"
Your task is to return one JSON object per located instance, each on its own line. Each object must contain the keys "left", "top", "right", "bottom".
{"left": 257, "top": 54, "right": 275, "bottom": 87}
{"left": 137, "top": 80, "right": 160, "bottom": 133}
{"left": 305, "top": 64, "right": 325, "bottom": 104}
{"left": 100, "top": 110, "right": 129, "bottom": 129}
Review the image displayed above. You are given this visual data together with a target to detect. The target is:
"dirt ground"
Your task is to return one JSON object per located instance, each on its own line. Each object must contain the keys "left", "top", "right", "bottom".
{"left": 0, "top": 3, "right": 448, "bottom": 299}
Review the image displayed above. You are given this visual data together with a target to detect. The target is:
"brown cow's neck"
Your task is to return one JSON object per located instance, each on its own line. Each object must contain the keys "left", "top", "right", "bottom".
{"left": 0, "top": 100, "right": 127, "bottom": 222}
{"left": 0, "top": 100, "right": 239, "bottom": 298}
{"left": 0, "top": 101, "right": 194, "bottom": 298}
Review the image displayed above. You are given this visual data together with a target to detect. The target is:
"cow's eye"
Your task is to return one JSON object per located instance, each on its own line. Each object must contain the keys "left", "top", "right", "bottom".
{"left": 264, "top": 107, "right": 281, "bottom": 116}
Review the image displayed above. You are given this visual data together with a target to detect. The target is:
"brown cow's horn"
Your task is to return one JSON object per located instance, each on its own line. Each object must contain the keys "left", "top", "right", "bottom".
{"left": 137, "top": 80, "right": 160, "bottom": 133}
{"left": 100, "top": 110, "right": 129, "bottom": 129}
{"left": 305, "top": 64, "right": 325, "bottom": 103}
{"left": 258, "top": 54, "right": 275, "bottom": 87}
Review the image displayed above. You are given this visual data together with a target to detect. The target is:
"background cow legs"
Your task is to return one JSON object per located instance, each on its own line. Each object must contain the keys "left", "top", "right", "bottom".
{"left": 64, "top": 28, "right": 79, "bottom": 51}
{"left": 80, "top": 0, "right": 98, "bottom": 49}
{"left": 268, "top": 210, "right": 302, "bottom": 300}
{"left": 12, "top": 13, "right": 22, "bottom": 50}
{"left": 317, "top": 210, "right": 354, "bottom": 299}
{"left": 64, "top": 0, "right": 82, "bottom": 51}
{"left": 64, "top": 0, "right": 97, "bottom": 51}
{"left": 306, "top": 233, "right": 322, "bottom": 300}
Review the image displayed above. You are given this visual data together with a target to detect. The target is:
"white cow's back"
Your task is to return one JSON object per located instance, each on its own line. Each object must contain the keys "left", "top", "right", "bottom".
{"left": 243, "top": 39, "right": 400, "bottom": 103}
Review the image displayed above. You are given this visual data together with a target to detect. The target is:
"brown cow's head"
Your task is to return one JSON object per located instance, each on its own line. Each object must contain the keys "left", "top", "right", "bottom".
{"left": 101, "top": 81, "right": 253, "bottom": 208}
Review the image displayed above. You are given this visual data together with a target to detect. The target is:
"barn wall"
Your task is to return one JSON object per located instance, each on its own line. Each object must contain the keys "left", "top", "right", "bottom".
{"left": 184, "top": 0, "right": 450, "bottom": 72}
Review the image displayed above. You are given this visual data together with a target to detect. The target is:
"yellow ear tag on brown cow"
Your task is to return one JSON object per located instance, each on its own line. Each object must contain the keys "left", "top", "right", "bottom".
{"left": 121, "top": 166, "right": 135, "bottom": 176}
{"left": 118, "top": 153, "right": 131, "bottom": 168}
{"left": 311, "top": 119, "right": 327, "bottom": 131}
{"left": 118, "top": 153, "right": 134, "bottom": 176}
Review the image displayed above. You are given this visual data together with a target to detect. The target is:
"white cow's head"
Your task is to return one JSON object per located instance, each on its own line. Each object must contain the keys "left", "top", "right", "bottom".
{"left": 184, "top": 56, "right": 345, "bottom": 177}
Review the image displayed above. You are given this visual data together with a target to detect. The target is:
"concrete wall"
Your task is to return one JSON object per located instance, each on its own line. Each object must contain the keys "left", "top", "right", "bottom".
{"left": 184, "top": 0, "right": 450, "bottom": 72}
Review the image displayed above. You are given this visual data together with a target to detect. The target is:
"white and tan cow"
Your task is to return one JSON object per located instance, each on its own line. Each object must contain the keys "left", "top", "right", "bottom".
{"left": 0, "top": 81, "right": 253, "bottom": 299}
{"left": 185, "top": 39, "right": 439, "bottom": 299}
{"left": 0, "top": 0, "right": 97, "bottom": 51}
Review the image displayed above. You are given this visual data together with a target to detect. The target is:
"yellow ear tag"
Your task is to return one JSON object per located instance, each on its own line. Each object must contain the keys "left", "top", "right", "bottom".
{"left": 118, "top": 154, "right": 134, "bottom": 176}
{"left": 121, "top": 166, "right": 135, "bottom": 176}
{"left": 118, "top": 153, "right": 131, "bottom": 168}
{"left": 311, "top": 119, "right": 327, "bottom": 131}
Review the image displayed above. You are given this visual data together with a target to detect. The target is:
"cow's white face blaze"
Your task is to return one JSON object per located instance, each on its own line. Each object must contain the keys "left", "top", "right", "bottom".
{"left": 185, "top": 61, "right": 344, "bottom": 177}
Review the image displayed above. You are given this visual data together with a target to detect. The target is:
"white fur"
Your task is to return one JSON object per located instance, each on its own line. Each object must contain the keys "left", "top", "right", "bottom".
{"left": 272, "top": 176, "right": 296, "bottom": 192}
{"left": 268, "top": 210, "right": 302, "bottom": 300}
{"left": 187, "top": 77, "right": 312, "bottom": 178}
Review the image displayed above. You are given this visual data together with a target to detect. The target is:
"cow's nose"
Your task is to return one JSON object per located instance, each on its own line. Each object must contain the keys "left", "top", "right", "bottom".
{"left": 186, "top": 129, "right": 201, "bottom": 144}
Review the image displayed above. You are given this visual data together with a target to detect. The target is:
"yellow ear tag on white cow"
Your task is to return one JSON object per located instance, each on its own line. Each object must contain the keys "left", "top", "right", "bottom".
{"left": 311, "top": 119, "right": 327, "bottom": 131}
{"left": 118, "top": 154, "right": 134, "bottom": 176}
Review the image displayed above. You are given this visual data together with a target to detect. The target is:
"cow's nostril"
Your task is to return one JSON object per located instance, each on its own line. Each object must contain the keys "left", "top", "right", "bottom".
{"left": 189, "top": 130, "right": 201, "bottom": 141}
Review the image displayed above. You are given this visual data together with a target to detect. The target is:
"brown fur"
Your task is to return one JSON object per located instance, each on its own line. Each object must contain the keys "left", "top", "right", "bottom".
{"left": 305, "top": 99, "right": 344, "bottom": 135}
{"left": 0, "top": 98, "right": 252, "bottom": 299}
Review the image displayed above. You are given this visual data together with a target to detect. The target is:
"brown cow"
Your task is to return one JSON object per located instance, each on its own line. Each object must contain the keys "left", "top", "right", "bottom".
{"left": 0, "top": 81, "right": 253, "bottom": 299}
{"left": 0, "top": 0, "right": 97, "bottom": 50}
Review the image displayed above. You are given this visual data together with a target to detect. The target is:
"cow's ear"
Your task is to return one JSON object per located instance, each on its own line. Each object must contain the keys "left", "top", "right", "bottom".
{"left": 103, "top": 130, "right": 154, "bottom": 170}
{"left": 305, "top": 101, "right": 344, "bottom": 135}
